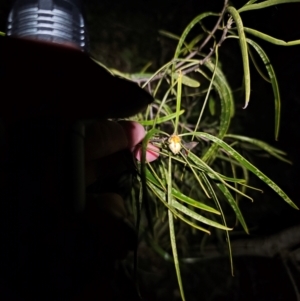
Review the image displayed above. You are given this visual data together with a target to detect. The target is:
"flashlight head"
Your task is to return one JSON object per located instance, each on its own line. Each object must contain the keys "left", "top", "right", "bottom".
{"left": 6, "top": 0, "right": 89, "bottom": 51}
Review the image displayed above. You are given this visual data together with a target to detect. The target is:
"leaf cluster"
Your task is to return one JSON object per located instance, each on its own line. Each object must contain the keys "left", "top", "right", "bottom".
{"left": 106, "top": 1, "right": 300, "bottom": 300}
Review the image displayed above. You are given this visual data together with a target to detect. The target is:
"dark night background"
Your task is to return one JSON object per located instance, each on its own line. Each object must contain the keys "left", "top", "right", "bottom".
{"left": 0, "top": 0, "right": 300, "bottom": 300}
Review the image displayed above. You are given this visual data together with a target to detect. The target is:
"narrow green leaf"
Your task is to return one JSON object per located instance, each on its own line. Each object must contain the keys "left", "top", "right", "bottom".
{"left": 172, "top": 12, "right": 217, "bottom": 86}
{"left": 245, "top": 0, "right": 259, "bottom": 5}
{"left": 246, "top": 38, "right": 281, "bottom": 140}
{"left": 159, "top": 29, "right": 188, "bottom": 45}
{"left": 200, "top": 173, "right": 234, "bottom": 276}
{"left": 174, "top": 71, "right": 182, "bottom": 134}
{"left": 109, "top": 70, "right": 152, "bottom": 81}
{"left": 140, "top": 128, "right": 164, "bottom": 235}
{"left": 172, "top": 201, "right": 232, "bottom": 230}
{"left": 159, "top": 30, "right": 203, "bottom": 63}
{"left": 210, "top": 173, "right": 247, "bottom": 184}
{"left": 139, "top": 110, "right": 185, "bottom": 126}
{"left": 173, "top": 12, "right": 217, "bottom": 60}
{"left": 239, "top": 0, "right": 300, "bottom": 13}
{"left": 91, "top": 58, "right": 115, "bottom": 75}
{"left": 181, "top": 152, "right": 211, "bottom": 198}
{"left": 185, "top": 148, "right": 254, "bottom": 201}
{"left": 209, "top": 96, "right": 216, "bottom": 116}
{"left": 148, "top": 182, "right": 211, "bottom": 234}
{"left": 217, "top": 183, "right": 249, "bottom": 234}
{"left": 166, "top": 157, "right": 186, "bottom": 301}
{"left": 172, "top": 188, "right": 220, "bottom": 214}
{"left": 184, "top": 34, "right": 205, "bottom": 55}
{"left": 145, "top": 167, "right": 165, "bottom": 189}
{"left": 225, "top": 134, "right": 291, "bottom": 163}
{"left": 147, "top": 238, "right": 173, "bottom": 262}
{"left": 226, "top": 35, "right": 281, "bottom": 140}
{"left": 248, "top": 46, "right": 271, "bottom": 83}
{"left": 227, "top": 6, "right": 250, "bottom": 108}
{"left": 168, "top": 210, "right": 186, "bottom": 301}
{"left": 244, "top": 27, "right": 300, "bottom": 46}
{"left": 172, "top": 71, "right": 200, "bottom": 87}
{"left": 191, "top": 132, "right": 299, "bottom": 209}
{"left": 193, "top": 46, "right": 219, "bottom": 140}
{"left": 140, "top": 61, "right": 152, "bottom": 73}
{"left": 142, "top": 60, "right": 174, "bottom": 89}
{"left": 199, "top": 58, "right": 234, "bottom": 163}
{"left": 152, "top": 84, "right": 177, "bottom": 129}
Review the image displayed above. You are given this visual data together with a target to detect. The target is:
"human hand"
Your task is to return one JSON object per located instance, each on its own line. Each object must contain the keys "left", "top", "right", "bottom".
{"left": 83, "top": 120, "right": 159, "bottom": 256}
{"left": 84, "top": 120, "right": 159, "bottom": 186}
{"left": 0, "top": 35, "right": 159, "bottom": 301}
{"left": 73, "top": 120, "right": 159, "bottom": 300}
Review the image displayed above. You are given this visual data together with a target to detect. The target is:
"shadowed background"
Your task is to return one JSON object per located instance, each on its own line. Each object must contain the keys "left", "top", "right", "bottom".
{"left": 0, "top": 1, "right": 299, "bottom": 300}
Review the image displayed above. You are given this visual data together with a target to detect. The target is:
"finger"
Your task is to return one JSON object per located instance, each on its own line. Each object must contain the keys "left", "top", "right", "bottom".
{"left": 118, "top": 121, "right": 145, "bottom": 149}
{"left": 1, "top": 38, "right": 153, "bottom": 126}
{"left": 85, "top": 120, "right": 146, "bottom": 186}
{"left": 134, "top": 143, "right": 160, "bottom": 162}
{"left": 85, "top": 120, "right": 146, "bottom": 161}
{"left": 84, "top": 120, "right": 128, "bottom": 161}
{"left": 119, "top": 121, "right": 160, "bottom": 162}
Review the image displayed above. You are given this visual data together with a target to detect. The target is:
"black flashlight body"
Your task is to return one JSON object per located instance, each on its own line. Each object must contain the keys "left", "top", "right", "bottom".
{"left": 0, "top": 0, "right": 151, "bottom": 299}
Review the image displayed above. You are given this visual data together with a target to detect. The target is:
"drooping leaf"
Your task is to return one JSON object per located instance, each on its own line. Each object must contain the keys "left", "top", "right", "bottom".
{"left": 139, "top": 110, "right": 185, "bottom": 126}
{"left": 246, "top": 38, "right": 281, "bottom": 140}
{"left": 225, "top": 134, "right": 291, "bottom": 163}
{"left": 166, "top": 157, "right": 186, "bottom": 301}
{"left": 217, "top": 183, "right": 249, "bottom": 234}
{"left": 187, "top": 132, "right": 299, "bottom": 210}
{"left": 239, "top": 0, "right": 300, "bottom": 13}
{"left": 243, "top": 27, "right": 300, "bottom": 46}
{"left": 227, "top": 6, "right": 250, "bottom": 108}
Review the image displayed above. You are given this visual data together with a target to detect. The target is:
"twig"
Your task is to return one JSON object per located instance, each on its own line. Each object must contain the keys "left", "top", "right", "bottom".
{"left": 131, "top": 0, "right": 230, "bottom": 84}
{"left": 198, "top": 0, "right": 229, "bottom": 52}
{"left": 281, "top": 250, "right": 300, "bottom": 300}
{"left": 183, "top": 224, "right": 300, "bottom": 261}
{"left": 175, "top": 0, "right": 229, "bottom": 71}
{"left": 181, "top": 16, "right": 233, "bottom": 76}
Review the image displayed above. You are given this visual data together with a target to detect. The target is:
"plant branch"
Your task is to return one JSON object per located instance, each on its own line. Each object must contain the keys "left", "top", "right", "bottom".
{"left": 175, "top": 0, "right": 229, "bottom": 71}
{"left": 186, "top": 224, "right": 300, "bottom": 260}
{"left": 134, "top": 0, "right": 230, "bottom": 85}
{"left": 181, "top": 16, "right": 233, "bottom": 75}
{"left": 198, "top": 0, "right": 229, "bottom": 52}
